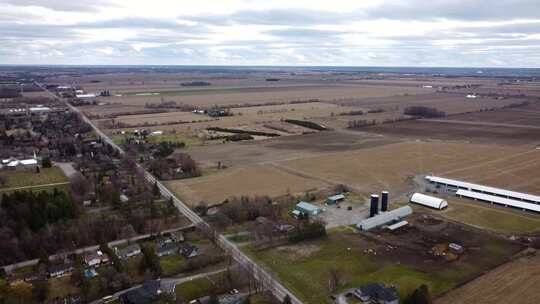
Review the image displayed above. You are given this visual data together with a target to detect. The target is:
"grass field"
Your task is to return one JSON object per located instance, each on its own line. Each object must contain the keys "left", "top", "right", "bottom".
{"left": 244, "top": 230, "right": 518, "bottom": 303}
{"left": 175, "top": 277, "right": 214, "bottom": 302}
{"left": 0, "top": 167, "right": 68, "bottom": 190}
{"left": 160, "top": 254, "right": 187, "bottom": 276}
{"left": 439, "top": 198, "right": 540, "bottom": 234}
{"left": 167, "top": 164, "right": 329, "bottom": 205}
{"left": 437, "top": 253, "right": 540, "bottom": 304}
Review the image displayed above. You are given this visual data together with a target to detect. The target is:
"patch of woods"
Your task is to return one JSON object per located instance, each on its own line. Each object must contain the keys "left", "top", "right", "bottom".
{"left": 181, "top": 81, "right": 211, "bottom": 86}
{"left": 403, "top": 106, "right": 446, "bottom": 118}
{"left": 200, "top": 194, "right": 327, "bottom": 250}
{"left": 147, "top": 152, "right": 201, "bottom": 180}
{"left": 284, "top": 119, "right": 327, "bottom": 131}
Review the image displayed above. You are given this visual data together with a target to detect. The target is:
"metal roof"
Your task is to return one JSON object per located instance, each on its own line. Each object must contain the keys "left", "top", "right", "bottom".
{"left": 426, "top": 175, "right": 540, "bottom": 203}
{"left": 296, "top": 201, "right": 321, "bottom": 212}
{"left": 410, "top": 193, "right": 448, "bottom": 209}
{"left": 327, "top": 194, "right": 345, "bottom": 201}
{"left": 387, "top": 220, "right": 408, "bottom": 230}
{"left": 357, "top": 206, "right": 412, "bottom": 230}
{"left": 456, "top": 189, "right": 540, "bottom": 212}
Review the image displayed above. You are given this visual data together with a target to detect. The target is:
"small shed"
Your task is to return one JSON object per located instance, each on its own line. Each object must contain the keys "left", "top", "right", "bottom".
{"left": 295, "top": 201, "right": 323, "bottom": 216}
{"left": 410, "top": 193, "right": 448, "bottom": 210}
{"left": 326, "top": 194, "right": 345, "bottom": 205}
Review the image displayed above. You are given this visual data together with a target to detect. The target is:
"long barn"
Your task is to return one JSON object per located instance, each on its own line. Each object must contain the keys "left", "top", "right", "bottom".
{"left": 425, "top": 176, "right": 540, "bottom": 205}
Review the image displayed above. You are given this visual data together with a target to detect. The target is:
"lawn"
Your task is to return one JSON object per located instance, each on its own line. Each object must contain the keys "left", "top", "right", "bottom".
{"left": 47, "top": 276, "right": 80, "bottom": 300}
{"left": 146, "top": 133, "right": 202, "bottom": 147}
{"left": 439, "top": 198, "right": 540, "bottom": 234}
{"left": 175, "top": 277, "right": 214, "bottom": 302}
{"left": 0, "top": 167, "right": 68, "bottom": 190}
{"left": 244, "top": 230, "right": 518, "bottom": 303}
{"left": 160, "top": 254, "right": 187, "bottom": 276}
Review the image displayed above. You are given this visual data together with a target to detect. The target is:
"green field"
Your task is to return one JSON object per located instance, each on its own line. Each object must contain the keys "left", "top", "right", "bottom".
{"left": 160, "top": 254, "right": 187, "bottom": 276}
{"left": 440, "top": 199, "right": 540, "bottom": 234}
{"left": 0, "top": 167, "right": 68, "bottom": 191}
{"left": 175, "top": 277, "right": 214, "bottom": 301}
{"left": 146, "top": 133, "right": 202, "bottom": 146}
{"left": 244, "top": 230, "right": 518, "bottom": 303}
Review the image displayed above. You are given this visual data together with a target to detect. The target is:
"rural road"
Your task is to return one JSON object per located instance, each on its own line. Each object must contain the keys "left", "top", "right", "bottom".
{"left": 422, "top": 119, "right": 540, "bottom": 130}
{"left": 36, "top": 82, "right": 303, "bottom": 304}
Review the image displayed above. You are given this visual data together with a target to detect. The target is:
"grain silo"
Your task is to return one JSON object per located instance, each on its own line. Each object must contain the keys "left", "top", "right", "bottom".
{"left": 370, "top": 194, "right": 379, "bottom": 217}
{"left": 381, "top": 191, "right": 389, "bottom": 212}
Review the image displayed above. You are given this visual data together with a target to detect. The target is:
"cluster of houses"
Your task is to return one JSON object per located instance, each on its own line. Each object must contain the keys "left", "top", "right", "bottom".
{"left": 45, "top": 231, "right": 199, "bottom": 280}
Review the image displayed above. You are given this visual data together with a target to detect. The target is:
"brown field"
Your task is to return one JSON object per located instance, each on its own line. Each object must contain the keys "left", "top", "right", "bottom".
{"left": 96, "top": 84, "right": 429, "bottom": 107}
{"left": 442, "top": 103, "right": 540, "bottom": 126}
{"left": 279, "top": 141, "right": 540, "bottom": 197}
{"left": 366, "top": 119, "right": 540, "bottom": 146}
{"left": 186, "top": 131, "right": 397, "bottom": 168}
{"left": 166, "top": 164, "right": 330, "bottom": 205}
{"left": 98, "top": 102, "right": 359, "bottom": 136}
{"left": 437, "top": 253, "right": 540, "bottom": 304}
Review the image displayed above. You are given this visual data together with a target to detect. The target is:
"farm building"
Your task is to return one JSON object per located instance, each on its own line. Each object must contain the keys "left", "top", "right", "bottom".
{"left": 326, "top": 194, "right": 345, "bottom": 205}
{"left": 456, "top": 189, "right": 540, "bottom": 213}
{"left": 293, "top": 201, "right": 323, "bottom": 216}
{"left": 357, "top": 206, "right": 412, "bottom": 231}
{"left": 410, "top": 193, "right": 448, "bottom": 210}
{"left": 352, "top": 283, "right": 399, "bottom": 304}
{"left": 426, "top": 175, "right": 540, "bottom": 205}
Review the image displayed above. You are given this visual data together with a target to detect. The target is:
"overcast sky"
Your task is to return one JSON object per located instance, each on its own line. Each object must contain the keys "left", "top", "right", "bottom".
{"left": 1, "top": 0, "right": 539, "bottom": 67}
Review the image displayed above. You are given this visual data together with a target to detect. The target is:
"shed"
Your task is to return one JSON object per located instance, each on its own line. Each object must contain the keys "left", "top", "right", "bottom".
{"left": 326, "top": 194, "right": 345, "bottom": 205}
{"left": 410, "top": 193, "right": 448, "bottom": 210}
{"left": 295, "top": 201, "right": 323, "bottom": 216}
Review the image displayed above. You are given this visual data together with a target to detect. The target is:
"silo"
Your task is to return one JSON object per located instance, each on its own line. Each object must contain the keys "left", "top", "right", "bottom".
{"left": 381, "top": 191, "right": 389, "bottom": 212}
{"left": 370, "top": 194, "right": 379, "bottom": 217}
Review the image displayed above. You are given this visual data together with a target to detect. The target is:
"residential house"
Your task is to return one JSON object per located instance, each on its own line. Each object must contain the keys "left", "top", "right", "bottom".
{"left": 47, "top": 262, "right": 75, "bottom": 278}
{"left": 180, "top": 244, "right": 199, "bottom": 259}
{"left": 352, "top": 283, "right": 399, "bottom": 304}
{"left": 84, "top": 250, "right": 110, "bottom": 268}
{"left": 156, "top": 242, "right": 179, "bottom": 257}
{"left": 115, "top": 244, "right": 142, "bottom": 260}
{"left": 120, "top": 280, "right": 164, "bottom": 304}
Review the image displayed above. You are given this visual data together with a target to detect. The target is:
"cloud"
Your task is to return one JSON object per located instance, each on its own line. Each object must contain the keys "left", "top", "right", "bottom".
{"left": 0, "top": 0, "right": 539, "bottom": 67}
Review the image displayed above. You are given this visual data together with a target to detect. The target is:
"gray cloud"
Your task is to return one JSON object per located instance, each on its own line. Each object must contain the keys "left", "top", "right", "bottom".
{"left": 1, "top": 0, "right": 113, "bottom": 12}
{"left": 365, "top": 0, "right": 540, "bottom": 21}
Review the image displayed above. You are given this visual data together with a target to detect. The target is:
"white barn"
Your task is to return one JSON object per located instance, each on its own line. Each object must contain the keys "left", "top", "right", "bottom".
{"left": 410, "top": 193, "right": 448, "bottom": 210}
{"left": 357, "top": 206, "right": 412, "bottom": 231}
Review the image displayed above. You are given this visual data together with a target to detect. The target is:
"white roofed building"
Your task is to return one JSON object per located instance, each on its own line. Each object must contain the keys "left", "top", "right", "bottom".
{"left": 410, "top": 193, "right": 448, "bottom": 210}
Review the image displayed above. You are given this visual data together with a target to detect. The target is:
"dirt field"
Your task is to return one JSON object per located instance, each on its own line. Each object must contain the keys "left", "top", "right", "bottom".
{"left": 441, "top": 103, "right": 540, "bottom": 126}
{"left": 279, "top": 141, "right": 540, "bottom": 197}
{"left": 437, "top": 252, "right": 540, "bottom": 304}
{"left": 165, "top": 164, "right": 330, "bottom": 205}
{"left": 366, "top": 119, "right": 540, "bottom": 146}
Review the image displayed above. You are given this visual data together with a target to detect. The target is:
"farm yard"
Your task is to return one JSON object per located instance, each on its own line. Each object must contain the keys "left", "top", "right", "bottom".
{"left": 244, "top": 217, "right": 522, "bottom": 304}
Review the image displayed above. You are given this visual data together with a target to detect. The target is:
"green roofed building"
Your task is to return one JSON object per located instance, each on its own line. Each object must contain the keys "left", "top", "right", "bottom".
{"left": 294, "top": 201, "right": 323, "bottom": 216}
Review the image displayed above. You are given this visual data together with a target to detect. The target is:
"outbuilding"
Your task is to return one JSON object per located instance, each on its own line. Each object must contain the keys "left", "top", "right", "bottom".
{"left": 357, "top": 206, "right": 412, "bottom": 231}
{"left": 294, "top": 201, "right": 323, "bottom": 216}
{"left": 410, "top": 193, "right": 448, "bottom": 210}
{"left": 326, "top": 194, "right": 345, "bottom": 205}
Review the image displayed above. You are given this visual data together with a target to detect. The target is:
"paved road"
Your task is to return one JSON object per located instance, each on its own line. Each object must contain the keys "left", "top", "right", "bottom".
{"left": 36, "top": 82, "right": 303, "bottom": 304}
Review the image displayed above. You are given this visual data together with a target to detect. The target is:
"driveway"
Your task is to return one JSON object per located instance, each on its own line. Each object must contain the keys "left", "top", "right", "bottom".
{"left": 318, "top": 203, "right": 370, "bottom": 228}
{"left": 54, "top": 162, "right": 77, "bottom": 178}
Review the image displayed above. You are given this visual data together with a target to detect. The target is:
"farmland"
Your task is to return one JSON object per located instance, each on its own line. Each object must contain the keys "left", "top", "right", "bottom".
{"left": 437, "top": 253, "right": 540, "bottom": 304}
{"left": 279, "top": 141, "right": 540, "bottom": 197}
{"left": 166, "top": 164, "right": 329, "bottom": 205}
{"left": 245, "top": 222, "right": 522, "bottom": 303}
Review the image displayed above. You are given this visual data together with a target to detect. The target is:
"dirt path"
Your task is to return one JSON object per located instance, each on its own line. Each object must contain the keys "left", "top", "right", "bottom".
{"left": 423, "top": 119, "right": 540, "bottom": 129}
